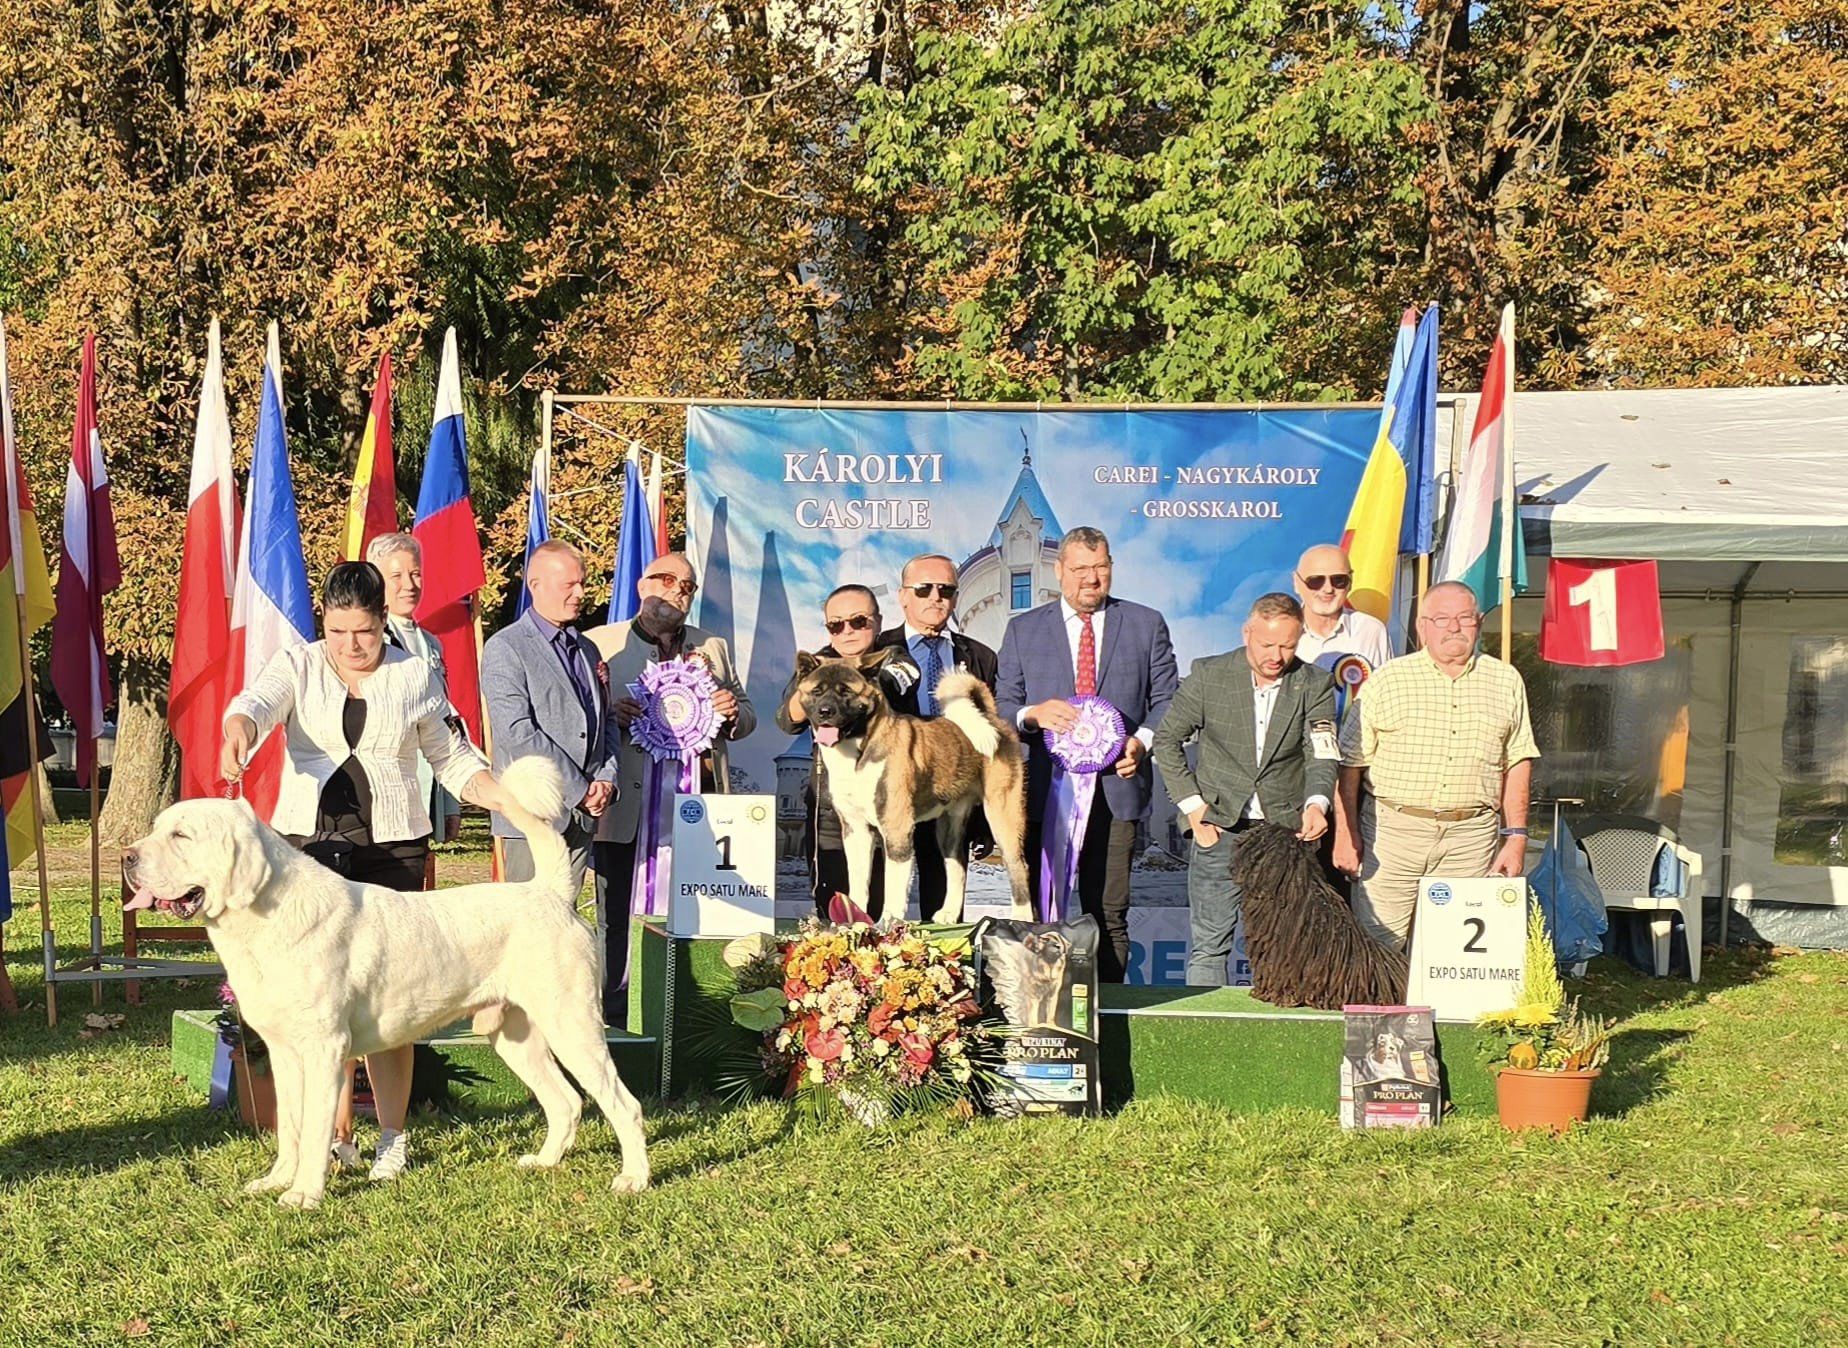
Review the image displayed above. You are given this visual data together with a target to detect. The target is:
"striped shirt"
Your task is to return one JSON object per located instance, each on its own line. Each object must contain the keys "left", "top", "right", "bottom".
{"left": 1338, "top": 650, "right": 1540, "bottom": 812}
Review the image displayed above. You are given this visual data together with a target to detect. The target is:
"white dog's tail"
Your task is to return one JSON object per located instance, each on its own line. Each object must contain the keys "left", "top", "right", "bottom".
{"left": 935, "top": 671, "right": 1005, "bottom": 758}
{"left": 497, "top": 756, "right": 573, "bottom": 900}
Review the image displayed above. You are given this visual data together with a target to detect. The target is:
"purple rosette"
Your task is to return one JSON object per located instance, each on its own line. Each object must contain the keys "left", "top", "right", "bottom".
{"left": 1043, "top": 695, "right": 1127, "bottom": 774}
{"left": 628, "top": 657, "right": 721, "bottom": 763}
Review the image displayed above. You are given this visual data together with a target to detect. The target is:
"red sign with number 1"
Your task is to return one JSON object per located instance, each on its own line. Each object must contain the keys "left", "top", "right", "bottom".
{"left": 1539, "top": 559, "right": 1665, "bottom": 667}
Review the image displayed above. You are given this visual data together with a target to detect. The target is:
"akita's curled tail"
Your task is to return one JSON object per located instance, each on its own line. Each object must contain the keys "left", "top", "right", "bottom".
{"left": 934, "top": 671, "right": 1011, "bottom": 757}
{"left": 496, "top": 756, "right": 573, "bottom": 901}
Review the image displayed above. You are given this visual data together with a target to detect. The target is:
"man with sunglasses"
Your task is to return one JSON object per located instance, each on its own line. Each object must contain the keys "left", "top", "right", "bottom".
{"left": 875, "top": 553, "right": 1000, "bottom": 919}
{"left": 777, "top": 584, "right": 920, "bottom": 917}
{"left": 1292, "top": 544, "right": 1395, "bottom": 680}
{"left": 997, "top": 527, "right": 1180, "bottom": 980}
{"left": 584, "top": 552, "right": 755, "bottom": 1023}
{"left": 1332, "top": 581, "right": 1539, "bottom": 952}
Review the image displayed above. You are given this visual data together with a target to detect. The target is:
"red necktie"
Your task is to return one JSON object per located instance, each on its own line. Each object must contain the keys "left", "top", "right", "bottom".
{"left": 1076, "top": 612, "right": 1097, "bottom": 697}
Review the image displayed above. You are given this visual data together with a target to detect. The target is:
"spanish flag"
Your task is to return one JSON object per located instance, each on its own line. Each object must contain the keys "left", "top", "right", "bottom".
{"left": 342, "top": 351, "right": 396, "bottom": 560}
{"left": 1341, "top": 305, "right": 1438, "bottom": 622}
{"left": 1, "top": 317, "right": 56, "bottom": 916}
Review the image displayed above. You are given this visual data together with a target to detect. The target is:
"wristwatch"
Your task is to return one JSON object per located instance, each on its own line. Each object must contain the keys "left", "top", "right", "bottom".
{"left": 1499, "top": 827, "right": 1529, "bottom": 838}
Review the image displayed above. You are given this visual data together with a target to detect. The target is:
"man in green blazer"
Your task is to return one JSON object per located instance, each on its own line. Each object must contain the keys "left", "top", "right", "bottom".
{"left": 1152, "top": 593, "right": 1339, "bottom": 987}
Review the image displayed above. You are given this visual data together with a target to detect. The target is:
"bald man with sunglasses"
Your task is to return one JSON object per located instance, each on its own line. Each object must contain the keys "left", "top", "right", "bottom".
{"left": 875, "top": 553, "right": 1000, "bottom": 918}
{"left": 1292, "top": 544, "right": 1395, "bottom": 679}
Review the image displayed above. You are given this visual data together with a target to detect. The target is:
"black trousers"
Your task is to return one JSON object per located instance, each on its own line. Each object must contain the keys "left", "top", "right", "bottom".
{"left": 813, "top": 842, "right": 890, "bottom": 921}
{"left": 289, "top": 835, "right": 428, "bottom": 893}
{"left": 1026, "top": 795, "right": 1138, "bottom": 983}
{"left": 593, "top": 838, "right": 637, "bottom": 1029}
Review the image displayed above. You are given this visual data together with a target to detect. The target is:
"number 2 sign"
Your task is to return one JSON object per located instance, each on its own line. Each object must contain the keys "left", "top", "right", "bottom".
{"left": 1406, "top": 877, "right": 1530, "bottom": 1022}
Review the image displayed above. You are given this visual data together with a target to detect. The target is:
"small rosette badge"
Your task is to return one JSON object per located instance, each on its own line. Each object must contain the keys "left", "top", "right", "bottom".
{"left": 628, "top": 657, "right": 721, "bottom": 762}
{"left": 1044, "top": 695, "right": 1127, "bottom": 774}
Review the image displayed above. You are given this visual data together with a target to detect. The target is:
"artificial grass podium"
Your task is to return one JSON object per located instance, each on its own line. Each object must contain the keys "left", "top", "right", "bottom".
{"left": 629, "top": 920, "right": 1498, "bottom": 1116}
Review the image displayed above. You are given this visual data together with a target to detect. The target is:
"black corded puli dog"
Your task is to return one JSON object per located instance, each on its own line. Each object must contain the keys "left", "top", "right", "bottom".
{"left": 1232, "top": 823, "right": 1407, "bottom": 1009}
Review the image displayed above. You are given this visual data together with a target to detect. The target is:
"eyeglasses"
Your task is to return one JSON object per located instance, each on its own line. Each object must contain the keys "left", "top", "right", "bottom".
{"left": 1420, "top": 613, "right": 1482, "bottom": 630}
{"left": 1297, "top": 573, "right": 1352, "bottom": 592}
{"left": 824, "top": 614, "right": 877, "bottom": 635}
{"left": 906, "top": 583, "right": 957, "bottom": 600}
{"left": 643, "top": 572, "right": 698, "bottom": 597}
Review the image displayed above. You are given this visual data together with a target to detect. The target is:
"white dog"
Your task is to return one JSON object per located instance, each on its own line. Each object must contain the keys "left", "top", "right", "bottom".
{"left": 124, "top": 757, "right": 648, "bottom": 1209}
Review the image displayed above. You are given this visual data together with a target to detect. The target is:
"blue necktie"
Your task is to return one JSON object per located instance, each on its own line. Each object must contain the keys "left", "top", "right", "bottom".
{"left": 919, "top": 637, "right": 943, "bottom": 717}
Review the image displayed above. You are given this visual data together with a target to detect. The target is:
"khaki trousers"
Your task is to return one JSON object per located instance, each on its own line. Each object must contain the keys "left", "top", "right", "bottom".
{"left": 1353, "top": 801, "right": 1500, "bottom": 951}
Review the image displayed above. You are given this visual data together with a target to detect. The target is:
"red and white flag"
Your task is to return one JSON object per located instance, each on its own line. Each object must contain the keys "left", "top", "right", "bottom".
{"left": 1539, "top": 559, "right": 1664, "bottom": 667}
{"left": 169, "top": 320, "right": 242, "bottom": 799}
{"left": 50, "top": 334, "right": 121, "bottom": 787}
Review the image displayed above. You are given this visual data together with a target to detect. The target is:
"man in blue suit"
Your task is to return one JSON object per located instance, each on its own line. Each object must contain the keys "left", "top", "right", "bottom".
{"left": 482, "top": 540, "right": 621, "bottom": 897}
{"left": 996, "top": 526, "right": 1179, "bottom": 980}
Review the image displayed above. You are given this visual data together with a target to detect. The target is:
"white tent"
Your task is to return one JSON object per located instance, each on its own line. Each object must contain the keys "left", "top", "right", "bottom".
{"left": 1473, "top": 385, "right": 1848, "bottom": 948}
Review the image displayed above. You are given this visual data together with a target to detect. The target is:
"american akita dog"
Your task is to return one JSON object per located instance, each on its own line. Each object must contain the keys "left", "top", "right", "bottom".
{"left": 795, "top": 649, "right": 1032, "bottom": 923}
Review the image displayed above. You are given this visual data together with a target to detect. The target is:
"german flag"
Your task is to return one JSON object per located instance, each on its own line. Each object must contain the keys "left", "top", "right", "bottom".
{"left": 1, "top": 317, "right": 56, "bottom": 920}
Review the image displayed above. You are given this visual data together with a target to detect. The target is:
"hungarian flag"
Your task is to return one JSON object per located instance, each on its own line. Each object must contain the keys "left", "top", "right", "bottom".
{"left": 1, "top": 316, "right": 56, "bottom": 918}
{"left": 169, "top": 320, "right": 242, "bottom": 800}
{"left": 1540, "top": 559, "right": 1665, "bottom": 667}
{"left": 412, "top": 328, "right": 486, "bottom": 744}
{"left": 342, "top": 351, "right": 396, "bottom": 560}
{"left": 50, "top": 334, "right": 121, "bottom": 788}
{"left": 1436, "top": 303, "right": 1528, "bottom": 612}
{"left": 228, "top": 323, "right": 314, "bottom": 821}
{"left": 1341, "top": 304, "right": 1438, "bottom": 622}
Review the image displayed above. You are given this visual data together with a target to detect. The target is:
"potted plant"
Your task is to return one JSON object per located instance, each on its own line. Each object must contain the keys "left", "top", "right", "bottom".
{"left": 1477, "top": 906, "right": 1612, "bottom": 1133}
{"left": 215, "top": 983, "right": 275, "bottom": 1133}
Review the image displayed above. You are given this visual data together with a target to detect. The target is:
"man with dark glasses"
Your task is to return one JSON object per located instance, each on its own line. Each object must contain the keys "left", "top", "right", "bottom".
{"left": 776, "top": 584, "right": 920, "bottom": 917}
{"left": 1291, "top": 543, "right": 1394, "bottom": 683}
{"left": 876, "top": 553, "right": 1000, "bottom": 918}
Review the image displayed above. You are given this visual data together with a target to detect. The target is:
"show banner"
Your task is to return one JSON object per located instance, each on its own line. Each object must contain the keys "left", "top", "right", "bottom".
{"left": 684, "top": 407, "right": 1378, "bottom": 934}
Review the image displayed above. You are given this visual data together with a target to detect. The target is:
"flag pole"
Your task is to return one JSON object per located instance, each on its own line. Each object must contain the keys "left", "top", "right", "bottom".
{"left": 13, "top": 593, "right": 54, "bottom": 1022}
{"left": 1497, "top": 302, "right": 1517, "bottom": 662}
{"left": 87, "top": 739, "right": 101, "bottom": 1005}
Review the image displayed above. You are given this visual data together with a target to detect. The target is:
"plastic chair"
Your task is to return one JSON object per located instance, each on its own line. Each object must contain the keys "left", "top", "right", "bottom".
{"left": 1577, "top": 827, "right": 1704, "bottom": 983}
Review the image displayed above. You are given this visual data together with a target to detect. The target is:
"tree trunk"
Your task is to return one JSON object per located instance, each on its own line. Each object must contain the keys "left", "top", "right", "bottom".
{"left": 97, "top": 664, "right": 178, "bottom": 848}
{"left": 34, "top": 760, "right": 60, "bottom": 824}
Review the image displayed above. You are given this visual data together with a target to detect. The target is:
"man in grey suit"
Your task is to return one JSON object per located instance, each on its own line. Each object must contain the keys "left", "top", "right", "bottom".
{"left": 481, "top": 541, "right": 620, "bottom": 896}
{"left": 997, "top": 526, "right": 1179, "bottom": 981}
{"left": 1152, "top": 592, "right": 1339, "bottom": 987}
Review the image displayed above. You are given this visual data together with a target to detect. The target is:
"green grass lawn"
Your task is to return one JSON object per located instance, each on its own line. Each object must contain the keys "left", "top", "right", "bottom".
{"left": 4, "top": 874, "right": 1846, "bottom": 1347}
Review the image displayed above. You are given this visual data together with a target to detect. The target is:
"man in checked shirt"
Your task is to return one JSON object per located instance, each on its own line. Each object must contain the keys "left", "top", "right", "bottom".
{"left": 1330, "top": 581, "right": 1541, "bottom": 951}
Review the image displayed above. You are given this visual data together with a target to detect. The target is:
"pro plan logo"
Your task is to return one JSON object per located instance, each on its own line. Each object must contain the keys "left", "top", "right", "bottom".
{"left": 1427, "top": 882, "right": 1452, "bottom": 907}
{"left": 678, "top": 798, "right": 706, "bottom": 825}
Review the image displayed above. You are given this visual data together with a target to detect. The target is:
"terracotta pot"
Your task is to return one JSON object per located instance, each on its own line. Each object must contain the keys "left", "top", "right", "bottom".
{"left": 232, "top": 1046, "right": 277, "bottom": 1134}
{"left": 1495, "top": 1066, "right": 1600, "bottom": 1133}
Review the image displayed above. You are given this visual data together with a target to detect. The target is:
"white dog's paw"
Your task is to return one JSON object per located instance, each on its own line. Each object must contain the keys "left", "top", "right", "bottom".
{"left": 928, "top": 905, "right": 959, "bottom": 925}
{"left": 516, "top": 1153, "right": 556, "bottom": 1169}
{"left": 610, "top": 1171, "right": 650, "bottom": 1195}
{"left": 243, "top": 1172, "right": 290, "bottom": 1195}
{"left": 277, "top": 1189, "right": 323, "bottom": 1210}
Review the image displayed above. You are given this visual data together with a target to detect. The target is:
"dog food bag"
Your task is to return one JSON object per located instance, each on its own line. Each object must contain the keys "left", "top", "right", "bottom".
{"left": 972, "top": 916, "right": 1103, "bottom": 1117}
{"left": 1340, "top": 1004, "right": 1442, "bottom": 1130}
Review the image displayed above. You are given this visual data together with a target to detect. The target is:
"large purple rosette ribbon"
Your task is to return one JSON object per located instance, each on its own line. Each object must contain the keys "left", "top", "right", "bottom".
{"left": 628, "top": 657, "right": 721, "bottom": 919}
{"left": 1038, "top": 696, "right": 1127, "bottom": 922}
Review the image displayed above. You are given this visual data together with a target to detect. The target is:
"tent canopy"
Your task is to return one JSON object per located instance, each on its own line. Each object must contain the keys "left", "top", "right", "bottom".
{"left": 1513, "top": 386, "right": 1848, "bottom": 567}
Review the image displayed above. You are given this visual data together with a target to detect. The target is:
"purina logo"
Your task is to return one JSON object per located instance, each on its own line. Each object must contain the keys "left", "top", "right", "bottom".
{"left": 1428, "top": 882, "right": 1452, "bottom": 906}
{"left": 678, "top": 799, "right": 705, "bottom": 825}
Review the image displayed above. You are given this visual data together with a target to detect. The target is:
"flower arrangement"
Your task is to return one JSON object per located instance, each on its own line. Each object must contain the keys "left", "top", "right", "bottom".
{"left": 214, "top": 982, "right": 269, "bottom": 1074}
{"left": 727, "top": 920, "right": 1000, "bottom": 1125}
{"left": 1478, "top": 905, "right": 1612, "bottom": 1073}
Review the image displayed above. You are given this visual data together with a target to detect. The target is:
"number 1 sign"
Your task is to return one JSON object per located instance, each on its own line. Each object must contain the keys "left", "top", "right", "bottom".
{"left": 1406, "top": 877, "right": 1529, "bottom": 1022}
{"left": 668, "top": 794, "right": 778, "bottom": 938}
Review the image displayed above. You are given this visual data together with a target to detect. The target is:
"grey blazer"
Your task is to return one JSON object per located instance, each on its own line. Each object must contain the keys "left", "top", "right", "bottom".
{"left": 1151, "top": 651, "right": 1338, "bottom": 831}
{"left": 481, "top": 612, "right": 621, "bottom": 839}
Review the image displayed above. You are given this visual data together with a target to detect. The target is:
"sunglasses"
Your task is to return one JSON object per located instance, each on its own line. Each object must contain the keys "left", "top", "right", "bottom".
{"left": 824, "top": 613, "right": 877, "bottom": 635}
{"left": 643, "top": 572, "right": 698, "bottom": 596}
{"left": 1297, "top": 573, "right": 1352, "bottom": 592}
{"left": 906, "top": 583, "right": 958, "bottom": 600}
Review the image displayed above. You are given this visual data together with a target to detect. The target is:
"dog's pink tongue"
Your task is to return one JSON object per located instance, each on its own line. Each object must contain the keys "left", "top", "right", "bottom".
{"left": 813, "top": 726, "right": 841, "bottom": 747}
{"left": 123, "top": 885, "right": 157, "bottom": 912}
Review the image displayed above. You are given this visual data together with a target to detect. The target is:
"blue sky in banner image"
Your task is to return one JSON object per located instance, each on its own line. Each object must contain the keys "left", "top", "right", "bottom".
{"left": 685, "top": 406, "right": 1375, "bottom": 794}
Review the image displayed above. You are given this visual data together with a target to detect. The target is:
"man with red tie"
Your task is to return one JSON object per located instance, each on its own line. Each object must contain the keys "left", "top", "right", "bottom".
{"left": 996, "top": 527, "right": 1179, "bottom": 980}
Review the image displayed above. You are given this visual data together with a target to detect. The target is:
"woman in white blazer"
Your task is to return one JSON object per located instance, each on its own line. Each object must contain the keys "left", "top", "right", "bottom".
{"left": 221, "top": 561, "right": 503, "bottom": 1182}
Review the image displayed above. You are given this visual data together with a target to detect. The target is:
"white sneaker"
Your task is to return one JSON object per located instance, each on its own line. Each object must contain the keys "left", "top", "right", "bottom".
{"left": 330, "top": 1138, "right": 361, "bottom": 1169}
{"left": 369, "top": 1130, "right": 410, "bottom": 1182}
